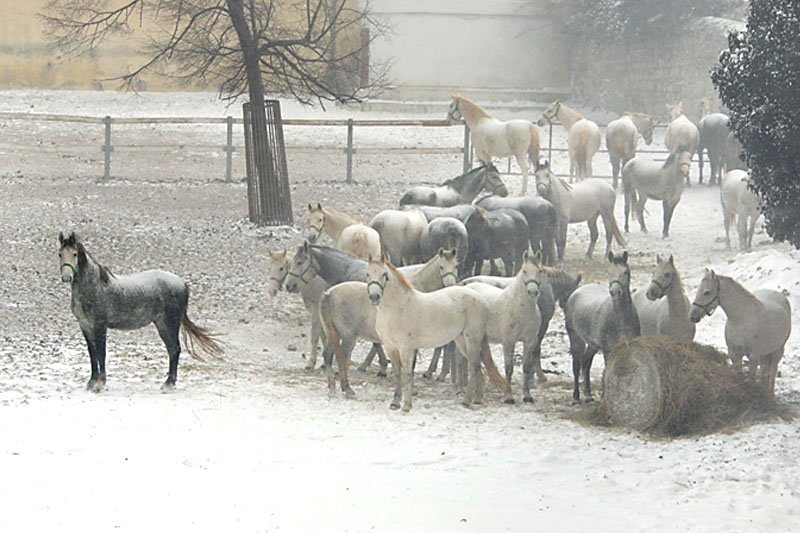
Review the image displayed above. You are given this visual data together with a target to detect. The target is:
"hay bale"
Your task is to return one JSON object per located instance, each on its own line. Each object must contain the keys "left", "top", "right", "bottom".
{"left": 603, "top": 337, "right": 781, "bottom": 436}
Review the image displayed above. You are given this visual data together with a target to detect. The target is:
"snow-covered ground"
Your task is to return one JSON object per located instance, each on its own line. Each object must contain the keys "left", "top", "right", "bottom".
{"left": 1, "top": 90, "right": 799, "bottom": 532}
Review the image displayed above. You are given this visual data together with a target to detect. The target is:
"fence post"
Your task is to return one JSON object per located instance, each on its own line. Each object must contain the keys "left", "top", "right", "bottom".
{"left": 462, "top": 123, "right": 471, "bottom": 174}
{"left": 345, "top": 118, "right": 354, "bottom": 183}
{"left": 548, "top": 122, "right": 553, "bottom": 164}
{"left": 224, "top": 116, "right": 234, "bottom": 182}
{"left": 102, "top": 115, "right": 113, "bottom": 179}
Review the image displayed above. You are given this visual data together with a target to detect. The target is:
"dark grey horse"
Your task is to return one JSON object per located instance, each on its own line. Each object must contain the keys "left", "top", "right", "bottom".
{"left": 464, "top": 208, "right": 529, "bottom": 277}
{"left": 399, "top": 164, "right": 508, "bottom": 207}
{"left": 474, "top": 195, "right": 558, "bottom": 266}
{"left": 58, "top": 232, "right": 223, "bottom": 392}
{"left": 419, "top": 217, "right": 469, "bottom": 274}
{"left": 564, "top": 251, "right": 640, "bottom": 403}
{"left": 724, "top": 131, "right": 747, "bottom": 172}
{"left": 412, "top": 204, "right": 478, "bottom": 224}
{"left": 698, "top": 112, "right": 730, "bottom": 185}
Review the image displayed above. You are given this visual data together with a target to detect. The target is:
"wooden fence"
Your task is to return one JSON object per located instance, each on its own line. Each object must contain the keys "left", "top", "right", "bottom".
{"left": 0, "top": 111, "right": 673, "bottom": 182}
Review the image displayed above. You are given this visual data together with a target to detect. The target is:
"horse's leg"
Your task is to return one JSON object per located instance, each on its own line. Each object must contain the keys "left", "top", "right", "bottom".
{"left": 502, "top": 342, "right": 515, "bottom": 386}
{"left": 581, "top": 345, "right": 599, "bottom": 402}
{"left": 375, "top": 344, "right": 388, "bottom": 377}
{"left": 623, "top": 188, "right": 631, "bottom": 233}
{"left": 387, "top": 347, "right": 402, "bottom": 410}
{"left": 440, "top": 343, "right": 454, "bottom": 383}
{"left": 736, "top": 214, "right": 748, "bottom": 251}
{"left": 601, "top": 212, "right": 614, "bottom": 257}
{"left": 585, "top": 215, "right": 599, "bottom": 259}
{"left": 766, "top": 348, "right": 783, "bottom": 397}
{"left": 567, "top": 325, "right": 585, "bottom": 404}
{"left": 92, "top": 325, "right": 108, "bottom": 392}
{"left": 519, "top": 157, "right": 529, "bottom": 195}
{"left": 489, "top": 257, "right": 501, "bottom": 276}
{"left": 307, "top": 310, "right": 322, "bottom": 371}
{"left": 357, "top": 342, "right": 378, "bottom": 373}
{"left": 635, "top": 195, "right": 647, "bottom": 232}
{"left": 502, "top": 253, "right": 514, "bottom": 277}
{"left": 662, "top": 199, "right": 678, "bottom": 239}
{"left": 557, "top": 222, "right": 568, "bottom": 265}
{"left": 400, "top": 350, "right": 414, "bottom": 412}
{"left": 522, "top": 341, "right": 537, "bottom": 403}
{"left": 722, "top": 207, "right": 733, "bottom": 249}
{"left": 155, "top": 317, "right": 181, "bottom": 392}
{"left": 321, "top": 341, "right": 336, "bottom": 394}
{"left": 610, "top": 154, "right": 620, "bottom": 190}
{"left": 747, "top": 214, "right": 757, "bottom": 251}
{"left": 338, "top": 337, "right": 356, "bottom": 398}
{"left": 80, "top": 325, "right": 100, "bottom": 391}
{"left": 423, "top": 346, "right": 442, "bottom": 379}
{"left": 454, "top": 339, "right": 472, "bottom": 406}
{"left": 697, "top": 146, "right": 704, "bottom": 184}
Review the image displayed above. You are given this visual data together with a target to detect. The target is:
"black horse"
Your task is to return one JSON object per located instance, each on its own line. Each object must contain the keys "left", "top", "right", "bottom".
{"left": 464, "top": 208, "right": 529, "bottom": 277}
{"left": 474, "top": 195, "right": 558, "bottom": 266}
{"left": 58, "top": 232, "right": 223, "bottom": 392}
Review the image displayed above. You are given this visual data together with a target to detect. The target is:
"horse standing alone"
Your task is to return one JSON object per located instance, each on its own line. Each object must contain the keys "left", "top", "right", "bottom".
{"left": 446, "top": 95, "right": 540, "bottom": 194}
{"left": 721, "top": 169, "right": 762, "bottom": 251}
{"left": 58, "top": 232, "right": 223, "bottom": 392}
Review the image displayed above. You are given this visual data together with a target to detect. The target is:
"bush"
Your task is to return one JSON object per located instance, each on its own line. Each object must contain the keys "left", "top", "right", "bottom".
{"left": 712, "top": 1, "right": 800, "bottom": 248}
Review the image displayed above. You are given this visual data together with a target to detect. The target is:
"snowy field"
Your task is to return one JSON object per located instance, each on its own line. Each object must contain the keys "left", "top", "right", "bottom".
{"left": 1, "top": 90, "right": 799, "bottom": 532}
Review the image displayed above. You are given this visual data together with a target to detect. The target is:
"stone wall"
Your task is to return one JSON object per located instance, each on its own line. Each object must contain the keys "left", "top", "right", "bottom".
{"left": 571, "top": 17, "right": 744, "bottom": 122}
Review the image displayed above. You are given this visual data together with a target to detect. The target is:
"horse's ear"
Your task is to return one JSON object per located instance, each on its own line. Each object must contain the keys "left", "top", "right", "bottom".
{"left": 302, "top": 241, "right": 309, "bottom": 253}
{"left": 59, "top": 232, "right": 65, "bottom": 245}
{"left": 709, "top": 269, "right": 716, "bottom": 279}
{"left": 438, "top": 247, "right": 445, "bottom": 257}
{"left": 534, "top": 249, "right": 543, "bottom": 264}
{"left": 656, "top": 253, "right": 662, "bottom": 264}
{"left": 316, "top": 202, "right": 322, "bottom": 210}
{"left": 307, "top": 203, "right": 313, "bottom": 211}
{"left": 668, "top": 255, "right": 674, "bottom": 265}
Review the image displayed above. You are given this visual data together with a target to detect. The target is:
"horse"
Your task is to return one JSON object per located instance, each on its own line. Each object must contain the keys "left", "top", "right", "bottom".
{"left": 632, "top": 254, "right": 695, "bottom": 340}
{"left": 605, "top": 113, "right": 654, "bottom": 190}
{"left": 369, "top": 207, "right": 427, "bottom": 265}
{"left": 698, "top": 112, "right": 730, "bottom": 185}
{"left": 446, "top": 95, "right": 540, "bottom": 194}
{"left": 319, "top": 248, "right": 460, "bottom": 397}
{"left": 724, "top": 132, "right": 747, "bottom": 173}
{"left": 58, "top": 232, "right": 223, "bottom": 392}
{"left": 268, "top": 249, "right": 329, "bottom": 370}
{"left": 564, "top": 251, "right": 640, "bottom": 403}
{"left": 721, "top": 169, "right": 762, "bottom": 251}
{"left": 537, "top": 100, "right": 601, "bottom": 182}
{"left": 664, "top": 104, "right": 700, "bottom": 185}
{"left": 464, "top": 208, "right": 529, "bottom": 277}
{"left": 621, "top": 146, "right": 693, "bottom": 239}
{"left": 399, "top": 164, "right": 508, "bottom": 207}
{"left": 458, "top": 250, "right": 547, "bottom": 403}
{"left": 534, "top": 160, "right": 626, "bottom": 263}
{"left": 419, "top": 216, "right": 469, "bottom": 272}
{"left": 306, "top": 203, "right": 381, "bottom": 260}
{"left": 411, "top": 204, "right": 478, "bottom": 224}
{"left": 455, "top": 266, "right": 582, "bottom": 387}
{"left": 366, "top": 255, "right": 513, "bottom": 411}
{"left": 474, "top": 195, "right": 558, "bottom": 266}
{"left": 690, "top": 268, "right": 791, "bottom": 398}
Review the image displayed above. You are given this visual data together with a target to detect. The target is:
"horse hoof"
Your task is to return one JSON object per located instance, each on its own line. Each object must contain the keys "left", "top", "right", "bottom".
{"left": 356, "top": 366, "right": 366, "bottom": 373}
{"left": 377, "top": 371, "right": 387, "bottom": 378}
{"left": 504, "top": 398, "right": 515, "bottom": 405}
{"left": 584, "top": 396, "right": 595, "bottom": 404}
{"left": 389, "top": 403, "right": 400, "bottom": 410}
{"left": 304, "top": 365, "right": 315, "bottom": 372}
{"left": 523, "top": 397, "right": 535, "bottom": 404}
{"left": 161, "top": 382, "right": 175, "bottom": 393}
{"left": 422, "top": 373, "right": 432, "bottom": 380}
{"left": 344, "top": 389, "right": 356, "bottom": 399}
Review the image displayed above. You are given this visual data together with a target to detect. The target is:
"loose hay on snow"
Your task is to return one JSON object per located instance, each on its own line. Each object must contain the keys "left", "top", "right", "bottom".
{"left": 573, "top": 337, "right": 791, "bottom": 437}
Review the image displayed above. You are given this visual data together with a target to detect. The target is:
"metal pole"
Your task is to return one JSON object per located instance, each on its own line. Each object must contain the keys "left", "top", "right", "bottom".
{"left": 462, "top": 123, "right": 471, "bottom": 174}
{"left": 346, "top": 118, "right": 354, "bottom": 183}
{"left": 224, "top": 116, "right": 234, "bottom": 182}
{"left": 103, "top": 115, "right": 112, "bottom": 179}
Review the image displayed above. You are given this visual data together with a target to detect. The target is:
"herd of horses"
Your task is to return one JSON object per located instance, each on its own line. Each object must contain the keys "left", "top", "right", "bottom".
{"left": 58, "top": 96, "right": 791, "bottom": 416}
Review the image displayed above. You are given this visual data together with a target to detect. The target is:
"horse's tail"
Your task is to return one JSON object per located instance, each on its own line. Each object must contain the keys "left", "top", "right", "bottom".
{"left": 319, "top": 291, "right": 345, "bottom": 372}
{"left": 607, "top": 211, "right": 627, "bottom": 248}
{"left": 575, "top": 130, "right": 589, "bottom": 178}
{"left": 527, "top": 122, "right": 541, "bottom": 167}
{"left": 349, "top": 230, "right": 369, "bottom": 260}
{"left": 480, "top": 336, "right": 511, "bottom": 396}
{"left": 181, "top": 314, "right": 225, "bottom": 361}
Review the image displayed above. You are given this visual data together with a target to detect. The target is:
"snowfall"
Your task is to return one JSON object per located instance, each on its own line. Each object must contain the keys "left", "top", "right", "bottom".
{"left": 0, "top": 89, "right": 799, "bottom": 532}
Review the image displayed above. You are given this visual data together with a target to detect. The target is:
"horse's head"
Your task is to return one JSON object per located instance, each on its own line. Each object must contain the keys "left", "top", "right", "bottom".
{"left": 519, "top": 248, "right": 544, "bottom": 299}
{"left": 639, "top": 115, "right": 655, "bottom": 145}
{"left": 534, "top": 160, "right": 553, "bottom": 196}
{"left": 483, "top": 165, "right": 508, "bottom": 197}
{"left": 446, "top": 96, "right": 462, "bottom": 125}
{"left": 366, "top": 253, "right": 390, "bottom": 305}
{"left": 285, "top": 241, "right": 316, "bottom": 293}
{"left": 646, "top": 254, "right": 676, "bottom": 301}
{"left": 538, "top": 100, "right": 561, "bottom": 127}
{"left": 676, "top": 146, "right": 692, "bottom": 180}
{"left": 268, "top": 249, "right": 292, "bottom": 297}
{"left": 307, "top": 203, "right": 325, "bottom": 243}
{"left": 437, "top": 247, "right": 459, "bottom": 287}
{"left": 607, "top": 250, "right": 631, "bottom": 301}
{"left": 58, "top": 232, "right": 80, "bottom": 283}
{"left": 690, "top": 268, "right": 721, "bottom": 323}
{"left": 666, "top": 103, "right": 684, "bottom": 121}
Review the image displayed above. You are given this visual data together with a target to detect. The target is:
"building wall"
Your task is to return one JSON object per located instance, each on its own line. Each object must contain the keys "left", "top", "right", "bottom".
{"left": 571, "top": 17, "right": 744, "bottom": 121}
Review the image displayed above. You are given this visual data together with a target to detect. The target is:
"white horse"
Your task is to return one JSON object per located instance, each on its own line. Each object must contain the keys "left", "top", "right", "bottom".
{"left": 605, "top": 112, "right": 654, "bottom": 190}
{"left": 369, "top": 207, "right": 427, "bottom": 266}
{"left": 307, "top": 203, "right": 381, "bottom": 260}
{"left": 534, "top": 160, "right": 626, "bottom": 263}
{"left": 319, "top": 248, "right": 460, "bottom": 397}
{"left": 721, "top": 169, "right": 762, "bottom": 251}
{"left": 665, "top": 103, "right": 700, "bottom": 185}
{"left": 366, "top": 256, "right": 513, "bottom": 411}
{"left": 537, "top": 100, "right": 601, "bottom": 182}
{"left": 462, "top": 249, "right": 545, "bottom": 403}
{"left": 690, "top": 269, "right": 791, "bottom": 398}
{"left": 446, "top": 95, "right": 540, "bottom": 194}
{"left": 632, "top": 254, "right": 695, "bottom": 340}
{"left": 268, "top": 249, "right": 328, "bottom": 370}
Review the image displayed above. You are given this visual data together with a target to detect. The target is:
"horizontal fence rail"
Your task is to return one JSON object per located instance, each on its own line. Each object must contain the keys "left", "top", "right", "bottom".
{"left": 0, "top": 111, "right": 674, "bottom": 182}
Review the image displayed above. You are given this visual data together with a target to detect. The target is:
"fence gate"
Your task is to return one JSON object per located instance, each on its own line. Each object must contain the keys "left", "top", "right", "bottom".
{"left": 242, "top": 100, "right": 293, "bottom": 225}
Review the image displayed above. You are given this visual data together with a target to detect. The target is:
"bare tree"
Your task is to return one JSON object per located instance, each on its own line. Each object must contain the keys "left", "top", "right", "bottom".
{"left": 41, "top": 0, "right": 391, "bottom": 223}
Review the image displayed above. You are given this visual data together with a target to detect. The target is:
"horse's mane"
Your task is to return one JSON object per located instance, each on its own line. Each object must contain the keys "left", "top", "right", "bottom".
{"left": 441, "top": 165, "right": 484, "bottom": 188}
{"left": 386, "top": 260, "right": 414, "bottom": 290}
{"left": 557, "top": 176, "right": 572, "bottom": 191}
{"left": 623, "top": 112, "right": 649, "bottom": 119}
{"left": 318, "top": 205, "right": 360, "bottom": 223}
{"left": 543, "top": 266, "right": 579, "bottom": 289}
{"left": 76, "top": 242, "right": 113, "bottom": 283}
{"left": 473, "top": 205, "right": 489, "bottom": 215}
{"left": 454, "top": 95, "right": 492, "bottom": 120}
{"left": 718, "top": 274, "right": 763, "bottom": 307}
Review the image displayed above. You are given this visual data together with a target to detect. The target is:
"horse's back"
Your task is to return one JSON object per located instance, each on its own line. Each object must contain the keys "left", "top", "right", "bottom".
{"left": 114, "top": 269, "right": 187, "bottom": 298}
{"left": 699, "top": 113, "right": 729, "bottom": 151}
{"left": 721, "top": 170, "right": 759, "bottom": 214}
{"left": 666, "top": 115, "right": 700, "bottom": 152}
{"left": 568, "top": 179, "right": 616, "bottom": 220}
{"left": 726, "top": 289, "right": 791, "bottom": 354}
{"left": 606, "top": 117, "right": 637, "bottom": 158}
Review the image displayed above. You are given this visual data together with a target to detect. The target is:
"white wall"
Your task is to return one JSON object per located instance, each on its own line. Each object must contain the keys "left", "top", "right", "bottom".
{"left": 368, "top": 0, "right": 571, "bottom": 98}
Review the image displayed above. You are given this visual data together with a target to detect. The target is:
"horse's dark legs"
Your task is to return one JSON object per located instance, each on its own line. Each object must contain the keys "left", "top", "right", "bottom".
{"left": 322, "top": 342, "right": 337, "bottom": 394}
{"left": 337, "top": 337, "right": 356, "bottom": 397}
{"left": 635, "top": 196, "right": 647, "bottom": 232}
{"left": 521, "top": 342, "right": 538, "bottom": 403}
{"left": 489, "top": 258, "right": 501, "bottom": 276}
{"left": 697, "top": 147, "right": 704, "bottom": 184}
{"left": 556, "top": 223, "right": 568, "bottom": 264}
{"left": 501, "top": 254, "right": 514, "bottom": 276}
{"left": 155, "top": 317, "right": 181, "bottom": 392}
{"left": 662, "top": 199, "right": 679, "bottom": 239}
{"left": 610, "top": 155, "right": 621, "bottom": 190}
{"left": 82, "top": 325, "right": 106, "bottom": 392}
{"left": 623, "top": 189, "right": 631, "bottom": 233}
{"left": 567, "top": 327, "right": 586, "bottom": 404}
{"left": 423, "top": 345, "right": 442, "bottom": 379}
{"left": 581, "top": 345, "right": 599, "bottom": 401}
{"left": 585, "top": 216, "right": 599, "bottom": 258}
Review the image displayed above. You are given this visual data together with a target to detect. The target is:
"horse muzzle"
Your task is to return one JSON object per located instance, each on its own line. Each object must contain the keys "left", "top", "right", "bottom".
{"left": 61, "top": 273, "right": 73, "bottom": 283}
{"left": 646, "top": 287, "right": 660, "bottom": 301}
{"left": 536, "top": 118, "right": 548, "bottom": 127}
{"left": 285, "top": 281, "right": 299, "bottom": 294}
{"left": 307, "top": 232, "right": 319, "bottom": 244}
{"left": 527, "top": 288, "right": 540, "bottom": 299}
{"left": 368, "top": 293, "right": 381, "bottom": 306}
{"left": 689, "top": 307, "right": 704, "bottom": 323}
